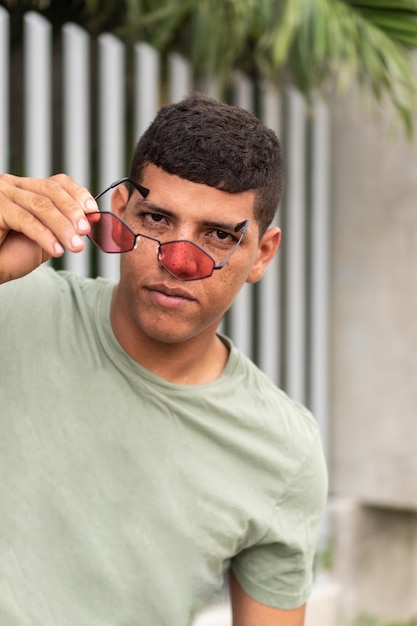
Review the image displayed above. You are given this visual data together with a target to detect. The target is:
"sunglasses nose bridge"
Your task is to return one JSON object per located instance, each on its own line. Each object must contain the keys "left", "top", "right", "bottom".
{"left": 157, "top": 240, "right": 215, "bottom": 281}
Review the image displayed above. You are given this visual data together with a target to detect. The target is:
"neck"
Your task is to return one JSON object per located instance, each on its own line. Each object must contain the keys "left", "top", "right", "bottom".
{"left": 110, "top": 288, "right": 229, "bottom": 385}
{"left": 139, "top": 336, "right": 229, "bottom": 384}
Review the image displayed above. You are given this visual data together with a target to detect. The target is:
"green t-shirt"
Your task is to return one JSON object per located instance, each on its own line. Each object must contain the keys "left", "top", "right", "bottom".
{"left": 0, "top": 267, "right": 327, "bottom": 625}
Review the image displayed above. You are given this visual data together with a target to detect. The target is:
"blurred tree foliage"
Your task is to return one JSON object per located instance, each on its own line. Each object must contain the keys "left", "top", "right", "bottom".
{"left": 2, "top": 0, "right": 417, "bottom": 133}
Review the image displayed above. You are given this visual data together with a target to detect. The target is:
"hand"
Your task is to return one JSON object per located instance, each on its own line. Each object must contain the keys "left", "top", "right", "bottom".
{"left": 0, "top": 173, "right": 98, "bottom": 283}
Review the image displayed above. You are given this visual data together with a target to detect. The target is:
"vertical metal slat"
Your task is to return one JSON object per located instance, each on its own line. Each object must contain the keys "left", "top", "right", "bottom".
{"left": 310, "top": 98, "right": 330, "bottom": 454}
{"left": 283, "top": 88, "right": 307, "bottom": 404}
{"left": 24, "top": 12, "right": 52, "bottom": 177}
{"left": 0, "top": 7, "right": 9, "bottom": 174}
{"left": 228, "top": 72, "right": 255, "bottom": 359}
{"left": 168, "top": 53, "right": 192, "bottom": 104}
{"left": 258, "top": 82, "right": 282, "bottom": 385}
{"left": 62, "top": 22, "right": 91, "bottom": 276}
{"left": 134, "top": 42, "right": 160, "bottom": 144}
{"left": 97, "top": 33, "right": 125, "bottom": 281}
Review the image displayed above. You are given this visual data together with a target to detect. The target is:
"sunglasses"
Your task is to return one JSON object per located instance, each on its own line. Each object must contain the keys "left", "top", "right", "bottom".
{"left": 86, "top": 177, "right": 249, "bottom": 281}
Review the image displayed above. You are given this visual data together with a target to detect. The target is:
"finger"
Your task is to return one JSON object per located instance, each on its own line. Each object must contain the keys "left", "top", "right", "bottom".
{"left": 1, "top": 173, "right": 98, "bottom": 234}
{"left": 0, "top": 175, "right": 97, "bottom": 253}
{"left": 50, "top": 172, "right": 99, "bottom": 215}
{"left": 0, "top": 192, "right": 81, "bottom": 257}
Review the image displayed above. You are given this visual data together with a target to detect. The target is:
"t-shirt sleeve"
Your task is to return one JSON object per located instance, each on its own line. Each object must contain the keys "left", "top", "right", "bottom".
{"left": 230, "top": 432, "right": 328, "bottom": 609}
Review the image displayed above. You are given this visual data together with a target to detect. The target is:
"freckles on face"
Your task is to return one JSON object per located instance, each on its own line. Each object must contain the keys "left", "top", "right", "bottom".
{"left": 112, "top": 164, "right": 262, "bottom": 343}
{"left": 195, "top": 259, "right": 255, "bottom": 325}
{"left": 116, "top": 245, "right": 252, "bottom": 345}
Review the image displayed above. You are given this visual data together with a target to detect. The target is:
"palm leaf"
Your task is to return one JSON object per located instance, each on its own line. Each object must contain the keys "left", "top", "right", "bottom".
{"left": 13, "top": 0, "right": 417, "bottom": 133}
{"left": 266, "top": 0, "right": 417, "bottom": 133}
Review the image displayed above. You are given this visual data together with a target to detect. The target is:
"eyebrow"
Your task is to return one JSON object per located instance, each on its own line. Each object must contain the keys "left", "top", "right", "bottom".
{"left": 134, "top": 199, "right": 246, "bottom": 233}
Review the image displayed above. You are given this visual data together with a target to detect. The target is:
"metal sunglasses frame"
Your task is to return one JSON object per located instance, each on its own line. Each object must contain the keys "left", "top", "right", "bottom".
{"left": 88, "top": 177, "right": 249, "bottom": 281}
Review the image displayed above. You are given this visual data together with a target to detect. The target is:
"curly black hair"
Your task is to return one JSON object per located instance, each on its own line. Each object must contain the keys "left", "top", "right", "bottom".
{"left": 129, "top": 92, "right": 284, "bottom": 235}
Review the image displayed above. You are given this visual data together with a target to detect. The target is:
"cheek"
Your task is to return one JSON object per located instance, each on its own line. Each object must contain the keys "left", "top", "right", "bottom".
{"left": 206, "top": 266, "right": 247, "bottom": 307}
{"left": 120, "top": 244, "right": 155, "bottom": 277}
{"left": 223, "top": 255, "right": 255, "bottom": 285}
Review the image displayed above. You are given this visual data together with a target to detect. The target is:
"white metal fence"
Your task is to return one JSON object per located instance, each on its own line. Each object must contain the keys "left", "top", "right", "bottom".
{"left": 0, "top": 6, "right": 331, "bottom": 622}
{"left": 0, "top": 7, "right": 330, "bottom": 449}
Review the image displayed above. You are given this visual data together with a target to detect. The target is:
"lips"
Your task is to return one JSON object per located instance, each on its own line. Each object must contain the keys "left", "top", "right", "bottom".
{"left": 146, "top": 283, "right": 197, "bottom": 302}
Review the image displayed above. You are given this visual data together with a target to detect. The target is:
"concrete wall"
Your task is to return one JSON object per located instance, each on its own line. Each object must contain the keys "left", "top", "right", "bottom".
{"left": 330, "top": 85, "right": 417, "bottom": 622}
{"left": 331, "top": 499, "right": 417, "bottom": 624}
{"left": 330, "top": 86, "right": 417, "bottom": 508}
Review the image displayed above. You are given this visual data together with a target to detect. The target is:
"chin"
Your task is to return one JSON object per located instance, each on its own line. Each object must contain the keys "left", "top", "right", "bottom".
{"left": 140, "top": 318, "right": 218, "bottom": 347}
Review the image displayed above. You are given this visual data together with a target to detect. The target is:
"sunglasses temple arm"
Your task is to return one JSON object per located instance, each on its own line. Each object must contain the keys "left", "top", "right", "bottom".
{"left": 216, "top": 221, "right": 249, "bottom": 269}
{"left": 94, "top": 177, "right": 131, "bottom": 201}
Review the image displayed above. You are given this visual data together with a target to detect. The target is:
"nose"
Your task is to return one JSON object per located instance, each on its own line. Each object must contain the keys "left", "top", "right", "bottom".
{"left": 158, "top": 241, "right": 213, "bottom": 280}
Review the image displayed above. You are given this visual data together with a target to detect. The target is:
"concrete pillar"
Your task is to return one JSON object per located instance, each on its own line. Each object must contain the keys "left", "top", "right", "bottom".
{"left": 331, "top": 499, "right": 417, "bottom": 624}
{"left": 330, "top": 80, "right": 417, "bottom": 623}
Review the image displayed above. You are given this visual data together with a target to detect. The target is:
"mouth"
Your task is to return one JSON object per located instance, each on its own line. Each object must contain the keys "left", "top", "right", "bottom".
{"left": 146, "top": 283, "right": 197, "bottom": 307}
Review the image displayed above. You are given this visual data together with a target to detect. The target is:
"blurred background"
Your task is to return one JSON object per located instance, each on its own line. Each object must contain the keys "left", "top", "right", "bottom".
{"left": 1, "top": 1, "right": 417, "bottom": 624}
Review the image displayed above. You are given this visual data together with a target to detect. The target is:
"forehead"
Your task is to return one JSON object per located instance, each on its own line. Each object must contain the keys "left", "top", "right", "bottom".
{"left": 139, "top": 164, "right": 256, "bottom": 224}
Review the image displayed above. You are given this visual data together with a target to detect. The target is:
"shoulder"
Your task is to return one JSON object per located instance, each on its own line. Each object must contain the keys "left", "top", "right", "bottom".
{"left": 225, "top": 338, "right": 321, "bottom": 450}
{"left": 227, "top": 349, "right": 328, "bottom": 609}
{"left": 0, "top": 266, "right": 114, "bottom": 338}
{"left": 0, "top": 265, "right": 111, "bottom": 304}
{"left": 218, "top": 339, "right": 327, "bottom": 503}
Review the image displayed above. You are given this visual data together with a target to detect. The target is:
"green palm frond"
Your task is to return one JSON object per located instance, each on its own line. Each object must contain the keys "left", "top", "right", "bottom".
{"left": 129, "top": 0, "right": 417, "bottom": 133}
{"left": 350, "top": 0, "right": 417, "bottom": 47}
{"left": 277, "top": 0, "right": 417, "bottom": 133}
{"left": 10, "top": 0, "right": 417, "bottom": 133}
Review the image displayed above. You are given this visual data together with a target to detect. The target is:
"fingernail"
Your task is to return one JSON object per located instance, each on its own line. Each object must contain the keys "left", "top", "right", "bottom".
{"left": 54, "top": 242, "right": 65, "bottom": 255}
{"left": 78, "top": 217, "right": 89, "bottom": 231}
{"left": 71, "top": 234, "right": 84, "bottom": 248}
{"left": 85, "top": 198, "right": 98, "bottom": 211}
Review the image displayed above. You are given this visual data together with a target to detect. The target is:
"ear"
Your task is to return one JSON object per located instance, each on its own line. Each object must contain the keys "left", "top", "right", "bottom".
{"left": 246, "top": 226, "right": 281, "bottom": 284}
{"left": 111, "top": 184, "right": 130, "bottom": 218}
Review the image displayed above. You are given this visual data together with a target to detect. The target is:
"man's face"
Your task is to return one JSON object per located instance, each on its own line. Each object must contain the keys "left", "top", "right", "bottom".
{"left": 111, "top": 164, "right": 280, "bottom": 346}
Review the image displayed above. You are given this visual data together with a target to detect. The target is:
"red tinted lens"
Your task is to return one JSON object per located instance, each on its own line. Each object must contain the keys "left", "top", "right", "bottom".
{"left": 87, "top": 212, "right": 135, "bottom": 253}
{"left": 158, "top": 241, "right": 215, "bottom": 280}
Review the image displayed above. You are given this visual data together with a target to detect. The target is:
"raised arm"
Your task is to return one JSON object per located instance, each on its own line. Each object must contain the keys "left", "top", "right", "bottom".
{"left": 0, "top": 173, "right": 97, "bottom": 284}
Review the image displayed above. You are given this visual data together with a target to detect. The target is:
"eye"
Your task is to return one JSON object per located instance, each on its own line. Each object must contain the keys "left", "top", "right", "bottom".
{"left": 209, "top": 229, "right": 237, "bottom": 243}
{"left": 139, "top": 212, "right": 169, "bottom": 227}
{"left": 215, "top": 230, "right": 229, "bottom": 240}
{"left": 147, "top": 213, "right": 165, "bottom": 223}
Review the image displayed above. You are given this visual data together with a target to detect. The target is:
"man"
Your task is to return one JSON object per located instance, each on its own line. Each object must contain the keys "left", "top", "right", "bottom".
{"left": 0, "top": 93, "right": 327, "bottom": 625}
